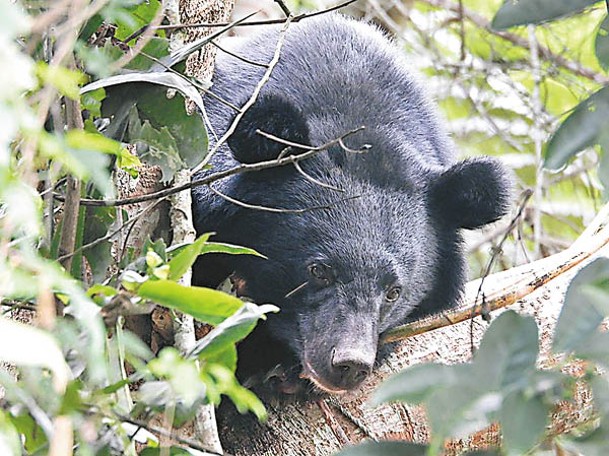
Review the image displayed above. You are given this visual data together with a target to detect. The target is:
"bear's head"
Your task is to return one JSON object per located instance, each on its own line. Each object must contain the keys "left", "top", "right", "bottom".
{"left": 214, "top": 94, "right": 512, "bottom": 394}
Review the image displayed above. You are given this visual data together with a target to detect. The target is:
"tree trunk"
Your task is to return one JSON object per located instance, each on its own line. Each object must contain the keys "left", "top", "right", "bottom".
{"left": 218, "top": 205, "right": 609, "bottom": 455}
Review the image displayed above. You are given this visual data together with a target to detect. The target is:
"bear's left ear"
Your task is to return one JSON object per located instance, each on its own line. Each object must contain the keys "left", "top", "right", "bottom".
{"left": 227, "top": 94, "right": 310, "bottom": 164}
{"left": 429, "top": 157, "right": 512, "bottom": 229}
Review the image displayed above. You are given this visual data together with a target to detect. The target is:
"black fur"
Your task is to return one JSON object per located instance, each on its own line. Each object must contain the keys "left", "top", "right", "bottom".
{"left": 227, "top": 94, "right": 310, "bottom": 164}
{"left": 192, "top": 14, "right": 511, "bottom": 395}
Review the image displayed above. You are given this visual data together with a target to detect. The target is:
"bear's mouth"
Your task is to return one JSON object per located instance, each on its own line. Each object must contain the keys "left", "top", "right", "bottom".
{"left": 300, "top": 359, "right": 350, "bottom": 395}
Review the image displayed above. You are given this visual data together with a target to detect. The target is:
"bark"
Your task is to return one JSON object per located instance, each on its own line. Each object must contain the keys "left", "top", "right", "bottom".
{"left": 179, "top": 0, "right": 235, "bottom": 113}
{"left": 218, "top": 204, "right": 609, "bottom": 456}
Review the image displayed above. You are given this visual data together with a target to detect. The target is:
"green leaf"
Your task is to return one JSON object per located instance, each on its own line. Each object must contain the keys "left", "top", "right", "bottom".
{"left": 168, "top": 233, "right": 212, "bottom": 281}
{"left": 595, "top": 14, "right": 609, "bottom": 69}
{"left": 8, "top": 410, "right": 48, "bottom": 454}
{"left": 545, "top": 86, "right": 609, "bottom": 171}
{"left": 137, "top": 280, "right": 243, "bottom": 325}
{"left": 81, "top": 87, "right": 106, "bottom": 118}
{"left": 205, "top": 364, "right": 267, "bottom": 420}
{"left": 201, "top": 242, "right": 266, "bottom": 258}
{"left": 206, "top": 345, "right": 238, "bottom": 372}
{"left": 426, "top": 386, "right": 500, "bottom": 449}
{"left": 83, "top": 206, "right": 116, "bottom": 283}
{"left": 82, "top": 71, "right": 206, "bottom": 114}
{"left": 114, "top": 0, "right": 161, "bottom": 41}
{"left": 371, "top": 363, "right": 460, "bottom": 406}
{"left": 473, "top": 311, "right": 539, "bottom": 391}
{"left": 0, "top": 317, "right": 71, "bottom": 393}
{"left": 66, "top": 129, "right": 125, "bottom": 156}
{"left": 35, "top": 62, "right": 87, "bottom": 100}
{"left": 134, "top": 86, "right": 208, "bottom": 170}
{"left": 335, "top": 440, "right": 429, "bottom": 456}
{"left": 499, "top": 391, "right": 549, "bottom": 455}
{"left": 189, "top": 303, "right": 279, "bottom": 361}
{"left": 553, "top": 258, "right": 609, "bottom": 353}
{"left": 0, "top": 410, "right": 21, "bottom": 456}
{"left": 572, "top": 330, "right": 609, "bottom": 368}
{"left": 491, "top": 0, "right": 601, "bottom": 30}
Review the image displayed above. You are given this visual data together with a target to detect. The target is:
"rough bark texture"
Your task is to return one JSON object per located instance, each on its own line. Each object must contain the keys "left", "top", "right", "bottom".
{"left": 217, "top": 205, "right": 609, "bottom": 455}
{"left": 179, "top": 0, "right": 235, "bottom": 112}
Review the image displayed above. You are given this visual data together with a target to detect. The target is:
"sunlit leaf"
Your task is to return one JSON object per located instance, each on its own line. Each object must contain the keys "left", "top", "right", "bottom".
{"left": 595, "top": 14, "right": 609, "bottom": 69}
{"left": 200, "top": 242, "right": 266, "bottom": 258}
{"left": 168, "top": 233, "right": 212, "bottom": 281}
{"left": 137, "top": 280, "right": 243, "bottom": 325}
{"left": 0, "top": 317, "right": 71, "bottom": 393}
{"left": 189, "top": 303, "right": 279, "bottom": 361}
{"left": 35, "top": 62, "right": 87, "bottom": 100}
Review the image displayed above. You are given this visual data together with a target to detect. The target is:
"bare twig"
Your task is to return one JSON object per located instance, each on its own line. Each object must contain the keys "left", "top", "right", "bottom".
{"left": 211, "top": 40, "right": 270, "bottom": 68}
{"left": 208, "top": 184, "right": 362, "bottom": 214}
{"left": 54, "top": 127, "right": 365, "bottom": 207}
{"left": 154, "top": 0, "right": 359, "bottom": 31}
{"left": 274, "top": 0, "right": 292, "bottom": 18}
{"left": 191, "top": 16, "right": 293, "bottom": 176}
{"left": 114, "top": 414, "right": 228, "bottom": 456}
{"left": 528, "top": 24, "right": 544, "bottom": 258}
{"left": 293, "top": 161, "right": 344, "bottom": 192}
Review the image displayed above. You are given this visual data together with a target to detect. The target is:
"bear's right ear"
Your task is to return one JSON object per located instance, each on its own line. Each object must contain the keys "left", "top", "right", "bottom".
{"left": 428, "top": 157, "right": 512, "bottom": 230}
{"left": 227, "top": 94, "right": 310, "bottom": 164}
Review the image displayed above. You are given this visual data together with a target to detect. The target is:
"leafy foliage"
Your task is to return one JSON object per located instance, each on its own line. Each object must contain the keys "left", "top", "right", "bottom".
{"left": 0, "top": 1, "right": 272, "bottom": 454}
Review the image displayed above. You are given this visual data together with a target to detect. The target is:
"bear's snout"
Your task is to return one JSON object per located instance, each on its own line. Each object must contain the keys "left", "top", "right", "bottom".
{"left": 330, "top": 346, "right": 374, "bottom": 390}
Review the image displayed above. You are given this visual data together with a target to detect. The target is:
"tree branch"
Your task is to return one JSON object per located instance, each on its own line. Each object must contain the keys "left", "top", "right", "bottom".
{"left": 53, "top": 127, "right": 365, "bottom": 207}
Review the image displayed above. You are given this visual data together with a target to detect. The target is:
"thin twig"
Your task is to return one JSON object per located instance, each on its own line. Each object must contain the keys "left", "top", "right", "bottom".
{"left": 211, "top": 40, "right": 269, "bottom": 68}
{"left": 208, "top": 184, "right": 362, "bottom": 214}
{"left": 154, "top": 0, "right": 359, "bottom": 31}
{"left": 191, "top": 16, "right": 293, "bottom": 176}
{"left": 274, "top": 0, "right": 292, "bottom": 18}
{"left": 293, "top": 161, "right": 345, "bottom": 192}
{"left": 114, "top": 414, "right": 229, "bottom": 456}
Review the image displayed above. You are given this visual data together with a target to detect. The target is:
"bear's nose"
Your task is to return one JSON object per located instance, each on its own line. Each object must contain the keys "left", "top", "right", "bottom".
{"left": 331, "top": 347, "right": 374, "bottom": 388}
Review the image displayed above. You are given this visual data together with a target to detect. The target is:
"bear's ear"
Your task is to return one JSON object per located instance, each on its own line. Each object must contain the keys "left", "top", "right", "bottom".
{"left": 429, "top": 157, "right": 512, "bottom": 229}
{"left": 227, "top": 94, "right": 310, "bottom": 164}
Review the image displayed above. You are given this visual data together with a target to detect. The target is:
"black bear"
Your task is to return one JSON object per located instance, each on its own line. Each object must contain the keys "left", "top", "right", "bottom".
{"left": 192, "top": 14, "right": 511, "bottom": 395}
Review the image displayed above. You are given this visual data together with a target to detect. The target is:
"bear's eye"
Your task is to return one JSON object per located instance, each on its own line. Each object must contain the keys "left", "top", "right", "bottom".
{"left": 308, "top": 263, "right": 332, "bottom": 286}
{"left": 385, "top": 286, "right": 402, "bottom": 302}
